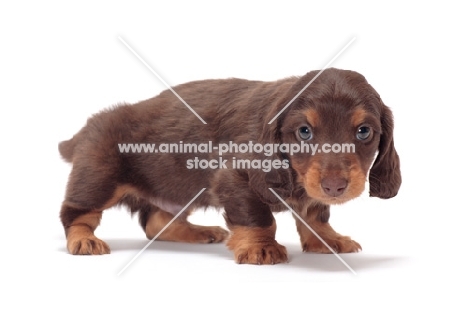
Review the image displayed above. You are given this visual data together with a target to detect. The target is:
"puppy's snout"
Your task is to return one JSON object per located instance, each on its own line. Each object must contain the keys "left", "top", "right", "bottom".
{"left": 321, "top": 176, "right": 348, "bottom": 197}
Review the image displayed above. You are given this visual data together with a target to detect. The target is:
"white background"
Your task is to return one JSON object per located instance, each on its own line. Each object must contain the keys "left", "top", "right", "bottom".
{"left": 1, "top": 1, "right": 467, "bottom": 310}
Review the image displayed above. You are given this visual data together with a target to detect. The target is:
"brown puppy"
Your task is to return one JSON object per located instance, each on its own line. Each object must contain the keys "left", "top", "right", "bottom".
{"left": 59, "top": 68, "right": 401, "bottom": 264}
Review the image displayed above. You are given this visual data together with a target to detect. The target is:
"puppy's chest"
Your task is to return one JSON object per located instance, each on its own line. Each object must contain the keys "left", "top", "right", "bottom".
{"left": 147, "top": 195, "right": 221, "bottom": 215}
{"left": 148, "top": 194, "right": 314, "bottom": 215}
{"left": 148, "top": 197, "right": 186, "bottom": 215}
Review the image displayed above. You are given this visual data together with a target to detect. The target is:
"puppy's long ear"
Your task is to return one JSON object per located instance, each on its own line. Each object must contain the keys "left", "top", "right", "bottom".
{"left": 369, "top": 101, "right": 401, "bottom": 198}
{"left": 248, "top": 100, "right": 294, "bottom": 204}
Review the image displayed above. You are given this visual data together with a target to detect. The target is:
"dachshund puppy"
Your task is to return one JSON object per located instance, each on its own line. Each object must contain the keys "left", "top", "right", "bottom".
{"left": 59, "top": 68, "right": 401, "bottom": 264}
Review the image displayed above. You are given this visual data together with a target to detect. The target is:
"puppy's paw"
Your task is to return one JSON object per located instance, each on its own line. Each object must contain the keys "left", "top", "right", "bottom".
{"left": 151, "top": 223, "right": 229, "bottom": 244}
{"left": 302, "top": 235, "right": 361, "bottom": 254}
{"left": 226, "top": 222, "right": 287, "bottom": 264}
{"left": 234, "top": 241, "right": 288, "bottom": 265}
{"left": 67, "top": 236, "right": 110, "bottom": 255}
{"left": 189, "top": 225, "right": 229, "bottom": 243}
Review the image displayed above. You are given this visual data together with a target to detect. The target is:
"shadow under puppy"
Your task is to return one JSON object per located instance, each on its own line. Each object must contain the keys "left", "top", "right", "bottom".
{"left": 59, "top": 68, "right": 401, "bottom": 264}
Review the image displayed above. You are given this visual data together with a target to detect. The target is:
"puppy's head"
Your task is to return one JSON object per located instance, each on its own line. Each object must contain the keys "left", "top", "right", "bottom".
{"left": 266, "top": 68, "right": 401, "bottom": 205}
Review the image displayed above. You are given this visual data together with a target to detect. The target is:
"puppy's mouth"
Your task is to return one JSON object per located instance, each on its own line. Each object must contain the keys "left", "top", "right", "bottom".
{"left": 301, "top": 168, "right": 366, "bottom": 205}
{"left": 304, "top": 184, "right": 358, "bottom": 205}
{"left": 319, "top": 195, "right": 353, "bottom": 206}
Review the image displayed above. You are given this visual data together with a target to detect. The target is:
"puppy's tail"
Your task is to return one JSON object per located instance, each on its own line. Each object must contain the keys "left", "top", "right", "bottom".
{"left": 58, "top": 136, "right": 77, "bottom": 163}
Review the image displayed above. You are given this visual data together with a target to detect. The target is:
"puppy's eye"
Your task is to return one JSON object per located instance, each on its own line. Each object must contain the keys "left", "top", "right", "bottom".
{"left": 356, "top": 126, "right": 371, "bottom": 140}
{"left": 297, "top": 126, "right": 313, "bottom": 141}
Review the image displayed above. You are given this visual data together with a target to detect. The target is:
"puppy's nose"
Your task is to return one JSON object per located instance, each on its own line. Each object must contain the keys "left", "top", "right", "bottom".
{"left": 321, "top": 177, "right": 348, "bottom": 197}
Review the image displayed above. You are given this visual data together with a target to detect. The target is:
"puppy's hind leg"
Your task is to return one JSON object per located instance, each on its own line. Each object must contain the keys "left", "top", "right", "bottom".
{"left": 124, "top": 196, "right": 229, "bottom": 243}
{"left": 60, "top": 165, "right": 129, "bottom": 255}
{"left": 61, "top": 207, "right": 109, "bottom": 255}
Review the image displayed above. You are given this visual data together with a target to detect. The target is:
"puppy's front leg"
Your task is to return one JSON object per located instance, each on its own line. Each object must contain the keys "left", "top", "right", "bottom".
{"left": 225, "top": 219, "right": 288, "bottom": 265}
{"left": 294, "top": 203, "right": 361, "bottom": 253}
{"left": 214, "top": 172, "right": 288, "bottom": 265}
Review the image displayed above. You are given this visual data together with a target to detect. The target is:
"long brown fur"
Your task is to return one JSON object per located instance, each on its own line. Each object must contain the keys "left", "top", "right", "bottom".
{"left": 59, "top": 68, "right": 401, "bottom": 264}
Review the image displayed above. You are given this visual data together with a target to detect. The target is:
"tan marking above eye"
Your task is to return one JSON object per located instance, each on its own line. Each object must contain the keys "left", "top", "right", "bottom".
{"left": 304, "top": 109, "right": 319, "bottom": 127}
{"left": 351, "top": 107, "right": 368, "bottom": 127}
